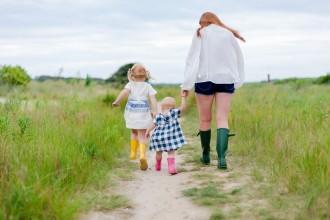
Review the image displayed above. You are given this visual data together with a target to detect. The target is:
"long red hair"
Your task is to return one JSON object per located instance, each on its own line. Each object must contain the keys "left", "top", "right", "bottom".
{"left": 197, "top": 12, "right": 245, "bottom": 42}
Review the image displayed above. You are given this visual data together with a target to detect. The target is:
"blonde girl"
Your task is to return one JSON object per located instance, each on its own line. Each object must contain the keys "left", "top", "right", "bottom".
{"left": 112, "top": 63, "right": 157, "bottom": 170}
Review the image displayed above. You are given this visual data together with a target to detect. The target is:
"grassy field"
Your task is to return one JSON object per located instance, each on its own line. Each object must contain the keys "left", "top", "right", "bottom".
{"left": 0, "top": 80, "right": 329, "bottom": 219}
{"left": 181, "top": 82, "right": 330, "bottom": 219}
{"left": 0, "top": 81, "right": 131, "bottom": 219}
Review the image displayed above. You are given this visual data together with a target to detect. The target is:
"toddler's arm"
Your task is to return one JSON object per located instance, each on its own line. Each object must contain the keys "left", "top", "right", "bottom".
{"left": 146, "top": 123, "right": 157, "bottom": 139}
{"left": 149, "top": 95, "right": 157, "bottom": 117}
{"left": 179, "top": 95, "right": 186, "bottom": 112}
{"left": 112, "top": 88, "right": 130, "bottom": 107}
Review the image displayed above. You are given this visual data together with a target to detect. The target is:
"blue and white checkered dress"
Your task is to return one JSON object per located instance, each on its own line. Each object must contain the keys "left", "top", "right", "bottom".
{"left": 149, "top": 108, "right": 187, "bottom": 152}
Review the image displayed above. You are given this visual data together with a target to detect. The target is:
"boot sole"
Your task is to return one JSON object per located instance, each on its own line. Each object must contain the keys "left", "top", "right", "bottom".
{"left": 218, "top": 163, "right": 227, "bottom": 169}
{"left": 200, "top": 160, "right": 210, "bottom": 165}
{"left": 218, "top": 159, "right": 227, "bottom": 169}
{"left": 200, "top": 155, "right": 210, "bottom": 165}
{"left": 140, "top": 159, "right": 148, "bottom": 171}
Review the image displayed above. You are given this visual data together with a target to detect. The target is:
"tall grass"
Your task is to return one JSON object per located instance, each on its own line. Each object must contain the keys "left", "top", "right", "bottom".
{"left": 231, "top": 83, "right": 330, "bottom": 218}
{"left": 153, "top": 84, "right": 182, "bottom": 101}
{"left": 0, "top": 81, "right": 129, "bottom": 219}
{"left": 182, "top": 83, "right": 329, "bottom": 218}
{"left": 1, "top": 81, "right": 329, "bottom": 218}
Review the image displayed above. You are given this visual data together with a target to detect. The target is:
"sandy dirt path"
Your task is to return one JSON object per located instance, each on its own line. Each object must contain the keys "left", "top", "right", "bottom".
{"left": 81, "top": 151, "right": 210, "bottom": 220}
{"left": 81, "top": 103, "right": 210, "bottom": 220}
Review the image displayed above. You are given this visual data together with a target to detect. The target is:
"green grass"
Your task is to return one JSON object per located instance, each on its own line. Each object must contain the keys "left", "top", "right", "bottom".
{"left": 183, "top": 184, "right": 230, "bottom": 207}
{"left": 209, "top": 211, "right": 225, "bottom": 220}
{"left": 84, "top": 193, "right": 130, "bottom": 211}
{"left": 1, "top": 81, "right": 329, "bottom": 219}
{"left": 153, "top": 84, "right": 182, "bottom": 101}
{"left": 181, "top": 82, "right": 330, "bottom": 219}
{"left": 191, "top": 173, "right": 217, "bottom": 180}
{"left": 232, "top": 83, "right": 330, "bottom": 216}
{"left": 0, "top": 81, "right": 130, "bottom": 219}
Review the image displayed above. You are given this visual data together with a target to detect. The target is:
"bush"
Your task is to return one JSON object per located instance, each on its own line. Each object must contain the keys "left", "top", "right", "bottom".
{"left": 273, "top": 77, "right": 314, "bottom": 85}
{"left": 106, "top": 63, "right": 134, "bottom": 88}
{"left": 85, "top": 74, "right": 92, "bottom": 86}
{"left": 0, "top": 65, "right": 31, "bottom": 86}
{"left": 314, "top": 74, "right": 330, "bottom": 85}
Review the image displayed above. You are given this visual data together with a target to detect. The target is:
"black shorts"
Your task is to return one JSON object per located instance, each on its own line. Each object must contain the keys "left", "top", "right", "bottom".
{"left": 194, "top": 81, "right": 235, "bottom": 96}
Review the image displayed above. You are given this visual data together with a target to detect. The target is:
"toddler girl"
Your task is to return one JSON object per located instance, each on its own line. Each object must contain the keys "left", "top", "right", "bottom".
{"left": 146, "top": 96, "right": 187, "bottom": 174}
{"left": 112, "top": 63, "right": 157, "bottom": 170}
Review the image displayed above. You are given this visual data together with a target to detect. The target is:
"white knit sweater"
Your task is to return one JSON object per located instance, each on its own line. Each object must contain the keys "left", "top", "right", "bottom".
{"left": 181, "top": 24, "right": 244, "bottom": 90}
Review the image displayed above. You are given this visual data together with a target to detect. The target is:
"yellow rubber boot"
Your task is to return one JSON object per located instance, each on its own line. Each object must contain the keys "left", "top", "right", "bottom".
{"left": 139, "top": 143, "right": 148, "bottom": 171}
{"left": 129, "top": 140, "right": 139, "bottom": 160}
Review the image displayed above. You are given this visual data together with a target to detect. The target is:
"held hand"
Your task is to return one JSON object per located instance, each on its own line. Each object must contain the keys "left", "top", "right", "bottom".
{"left": 181, "top": 90, "right": 189, "bottom": 97}
{"left": 112, "top": 102, "right": 119, "bottom": 107}
{"left": 151, "top": 110, "right": 157, "bottom": 118}
{"left": 145, "top": 131, "right": 150, "bottom": 139}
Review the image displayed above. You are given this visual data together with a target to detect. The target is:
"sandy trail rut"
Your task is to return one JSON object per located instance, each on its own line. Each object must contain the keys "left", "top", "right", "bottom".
{"left": 81, "top": 151, "right": 210, "bottom": 220}
{"left": 81, "top": 103, "right": 210, "bottom": 220}
{"left": 117, "top": 153, "right": 210, "bottom": 220}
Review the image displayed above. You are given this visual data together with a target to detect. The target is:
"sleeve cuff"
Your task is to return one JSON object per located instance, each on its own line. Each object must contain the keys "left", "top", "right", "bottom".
{"left": 180, "top": 84, "right": 192, "bottom": 91}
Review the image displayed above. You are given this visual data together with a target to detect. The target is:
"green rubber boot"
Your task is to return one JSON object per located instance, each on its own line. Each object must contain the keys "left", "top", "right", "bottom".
{"left": 216, "top": 128, "right": 235, "bottom": 169}
{"left": 199, "top": 130, "right": 211, "bottom": 165}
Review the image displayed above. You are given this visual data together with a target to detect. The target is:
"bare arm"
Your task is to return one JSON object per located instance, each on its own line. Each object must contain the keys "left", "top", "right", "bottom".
{"left": 145, "top": 123, "right": 157, "bottom": 139}
{"left": 179, "top": 95, "right": 186, "bottom": 113}
{"left": 112, "top": 88, "right": 130, "bottom": 107}
{"left": 149, "top": 95, "right": 157, "bottom": 117}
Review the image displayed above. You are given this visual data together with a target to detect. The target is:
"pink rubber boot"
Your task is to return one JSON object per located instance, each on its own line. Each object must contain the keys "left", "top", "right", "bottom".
{"left": 167, "top": 158, "right": 178, "bottom": 175}
{"left": 155, "top": 158, "right": 162, "bottom": 171}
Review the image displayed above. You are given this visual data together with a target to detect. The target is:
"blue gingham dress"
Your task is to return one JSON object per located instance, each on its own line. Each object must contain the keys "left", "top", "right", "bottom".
{"left": 149, "top": 108, "right": 187, "bottom": 152}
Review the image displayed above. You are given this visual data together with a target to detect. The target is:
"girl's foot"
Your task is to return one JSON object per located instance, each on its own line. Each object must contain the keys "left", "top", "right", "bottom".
{"left": 139, "top": 143, "right": 148, "bottom": 171}
{"left": 140, "top": 158, "right": 148, "bottom": 171}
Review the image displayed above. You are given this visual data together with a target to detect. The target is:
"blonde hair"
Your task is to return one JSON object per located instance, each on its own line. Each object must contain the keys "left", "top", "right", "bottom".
{"left": 127, "top": 63, "right": 153, "bottom": 82}
{"left": 197, "top": 12, "right": 245, "bottom": 42}
{"left": 161, "top": 97, "right": 176, "bottom": 110}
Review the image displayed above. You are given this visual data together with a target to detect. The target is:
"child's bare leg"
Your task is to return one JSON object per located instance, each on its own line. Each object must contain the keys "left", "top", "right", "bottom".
{"left": 167, "top": 150, "right": 175, "bottom": 158}
{"left": 138, "top": 129, "right": 148, "bottom": 170}
{"left": 156, "top": 151, "right": 163, "bottom": 160}
{"left": 129, "top": 129, "right": 139, "bottom": 160}
{"left": 131, "top": 129, "right": 138, "bottom": 140}
{"left": 137, "top": 129, "right": 146, "bottom": 144}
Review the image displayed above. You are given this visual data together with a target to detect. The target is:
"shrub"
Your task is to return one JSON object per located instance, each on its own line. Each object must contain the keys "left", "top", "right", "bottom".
{"left": 85, "top": 74, "right": 92, "bottom": 86}
{"left": 314, "top": 74, "right": 330, "bottom": 85}
{"left": 106, "top": 63, "right": 134, "bottom": 88}
{"left": 273, "top": 77, "right": 314, "bottom": 90}
{"left": 0, "top": 65, "right": 31, "bottom": 86}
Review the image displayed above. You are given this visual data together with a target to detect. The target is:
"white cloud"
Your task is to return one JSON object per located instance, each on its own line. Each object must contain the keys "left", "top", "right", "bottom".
{"left": 0, "top": 1, "right": 329, "bottom": 83}
{"left": 236, "top": 12, "right": 330, "bottom": 81}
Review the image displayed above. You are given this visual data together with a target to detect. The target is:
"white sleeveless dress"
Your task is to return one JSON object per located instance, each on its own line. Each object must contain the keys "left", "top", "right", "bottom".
{"left": 124, "top": 82, "right": 157, "bottom": 129}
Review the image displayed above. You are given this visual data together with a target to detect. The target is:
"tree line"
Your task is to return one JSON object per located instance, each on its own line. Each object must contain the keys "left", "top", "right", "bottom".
{"left": 1, "top": 64, "right": 329, "bottom": 87}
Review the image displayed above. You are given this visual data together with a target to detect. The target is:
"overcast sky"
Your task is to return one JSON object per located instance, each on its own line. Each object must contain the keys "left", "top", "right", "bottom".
{"left": 0, "top": 0, "right": 329, "bottom": 83}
